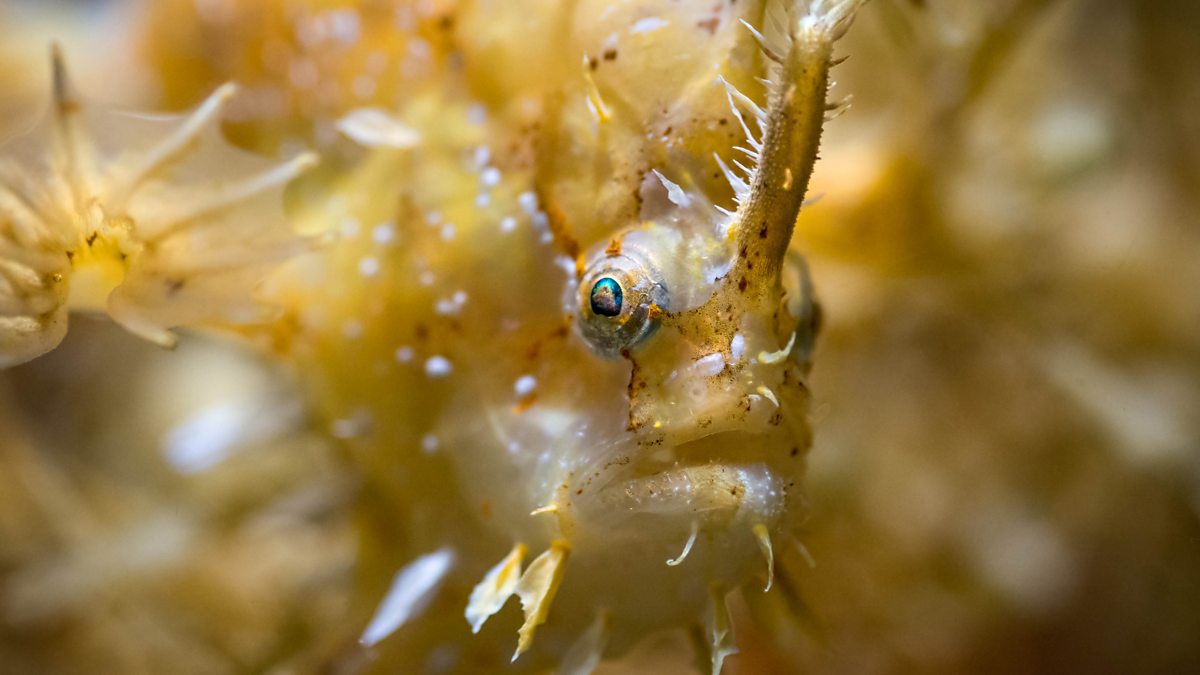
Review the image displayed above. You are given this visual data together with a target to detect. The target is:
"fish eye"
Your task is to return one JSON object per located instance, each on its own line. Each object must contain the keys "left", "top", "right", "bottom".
{"left": 589, "top": 277, "right": 623, "bottom": 317}
{"left": 577, "top": 253, "right": 667, "bottom": 357}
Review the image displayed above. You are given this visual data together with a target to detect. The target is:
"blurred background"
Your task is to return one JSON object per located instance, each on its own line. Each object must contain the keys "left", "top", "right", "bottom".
{"left": 1, "top": 0, "right": 1198, "bottom": 673}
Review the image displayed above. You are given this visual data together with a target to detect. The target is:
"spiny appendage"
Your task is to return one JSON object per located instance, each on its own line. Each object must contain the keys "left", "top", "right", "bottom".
{"left": 465, "top": 540, "right": 571, "bottom": 662}
{"left": 0, "top": 48, "right": 316, "bottom": 366}
{"left": 714, "top": 0, "right": 864, "bottom": 274}
{"left": 701, "top": 586, "right": 738, "bottom": 675}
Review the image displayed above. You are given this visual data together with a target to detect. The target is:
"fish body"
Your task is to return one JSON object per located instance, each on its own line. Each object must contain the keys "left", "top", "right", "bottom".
{"left": 264, "top": 1, "right": 860, "bottom": 669}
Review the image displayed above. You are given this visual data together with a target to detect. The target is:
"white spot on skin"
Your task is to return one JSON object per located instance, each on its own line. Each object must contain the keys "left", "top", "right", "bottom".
{"left": 435, "top": 291, "right": 469, "bottom": 316}
{"left": 330, "top": 409, "right": 373, "bottom": 439}
{"left": 420, "top": 433, "right": 440, "bottom": 454}
{"left": 359, "top": 548, "right": 455, "bottom": 647}
{"left": 693, "top": 352, "right": 726, "bottom": 377}
{"left": 359, "top": 256, "right": 381, "bottom": 277}
{"left": 340, "top": 217, "right": 361, "bottom": 239}
{"left": 441, "top": 223, "right": 456, "bottom": 241}
{"left": 373, "top": 222, "right": 396, "bottom": 244}
{"left": 473, "top": 146, "right": 491, "bottom": 168}
{"left": 631, "top": 17, "right": 669, "bottom": 34}
{"left": 425, "top": 356, "right": 453, "bottom": 378}
{"left": 500, "top": 217, "right": 517, "bottom": 233}
{"left": 343, "top": 320, "right": 364, "bottom": 339}
{"left": 425, "top": 211, "right": 442, "bottom": 225}
{"left": 518, "top": 191, "right": 539, "bottom": 215}
{"left": 419, "top": 271, "right": 436, "bottom": 287}
{"left": 408, "top": 38, "right": 430, "bottom": 58}
{"left": 330, "top": 419, "right": 359, "bottom": 438}
{"left": 475, "top": 192, "right": 491, "bottom": 208}
{"left": 328, "top": 9, "right": 361, "bottom": 44}
{"left": 467, "top": 103, "right": 487, "bottom": 125}
{"left": 481, "top": 167, "right": 501, "bottom": 188}
{"left": 514, "top": 375, "right": 537, "bottom": 397}
{"left": 730, "top": 333, "right": 746, "bottom": 361}
{"left": 395, "top": 346, "right": 414, "bottom": 363}
{"left": 554, "top": 256, "right": 577, "bottom": 277}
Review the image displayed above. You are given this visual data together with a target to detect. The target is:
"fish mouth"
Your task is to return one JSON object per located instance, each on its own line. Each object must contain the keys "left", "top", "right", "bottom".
{"left": 572, "top": 429, "right": 788, "bottom": 535}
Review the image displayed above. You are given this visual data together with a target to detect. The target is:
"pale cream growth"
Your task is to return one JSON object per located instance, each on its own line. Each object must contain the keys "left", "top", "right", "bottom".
{"left": 512, "top": 541, "right": 570, "bottom": 661}
{"left": 336, "top": 107, "right": 420, "bottom": 148}
{"left": 0, "top": 50, "right": 315, "bottom": 366}
{"left": 466, "top": 543, "right": 526, "bottom": 633}
{"left": 582, "top": 55, "right": 612, "bottom": 124}
{"left": 464, "top": 539, "right": 574, "bottom": 663}
{"left": 359, "top": 548, "right": 455, "bottom": 648}
{"left": 666, "top": 520, "right": 699, "bottom": 566}
{"left": 752, "top": 523, "right": 776, "bottom": 591}
{"left": 706, "top": 587, "right": 738, "bottom": 675}
{"left": 757, "top": 331, "right": 797, "bottom": 364}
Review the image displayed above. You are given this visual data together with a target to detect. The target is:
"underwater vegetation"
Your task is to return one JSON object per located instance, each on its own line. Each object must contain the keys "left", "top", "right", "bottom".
{"left": 2, "top": 0, "right": 1199, "bottom": 673}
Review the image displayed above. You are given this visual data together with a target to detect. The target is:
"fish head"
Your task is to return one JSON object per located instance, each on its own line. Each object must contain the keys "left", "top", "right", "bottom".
{"left": 571, "top": 170, "right": 817, "bottom": 536}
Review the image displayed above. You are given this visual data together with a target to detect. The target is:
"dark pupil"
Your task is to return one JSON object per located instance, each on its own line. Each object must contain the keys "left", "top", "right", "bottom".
{"left": 589, "top": 277, "right": 623, "bottom": 317}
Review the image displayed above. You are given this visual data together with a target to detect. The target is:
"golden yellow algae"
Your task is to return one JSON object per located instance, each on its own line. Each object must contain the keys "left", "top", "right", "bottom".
{"left": 5, "top": 1, "right": 1200, "bottom": 674}
{"left": 0, "top": 50, "right": 315, "bottom": 366}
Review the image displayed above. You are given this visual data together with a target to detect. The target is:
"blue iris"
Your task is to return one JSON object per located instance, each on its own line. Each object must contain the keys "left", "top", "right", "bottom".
{"left": 589, "top": 277, "right": 623, "bottom": 317}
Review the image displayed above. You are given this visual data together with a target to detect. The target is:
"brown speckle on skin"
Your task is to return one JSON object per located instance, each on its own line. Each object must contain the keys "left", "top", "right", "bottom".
{"left": 697, "top": 17, "right": 720, "bottom": 34}
{"left": 537, "top": 188, "right": 581, "bottom": 259}
{"left": 514, "top": 393, "right": 537, "bottom": 413}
